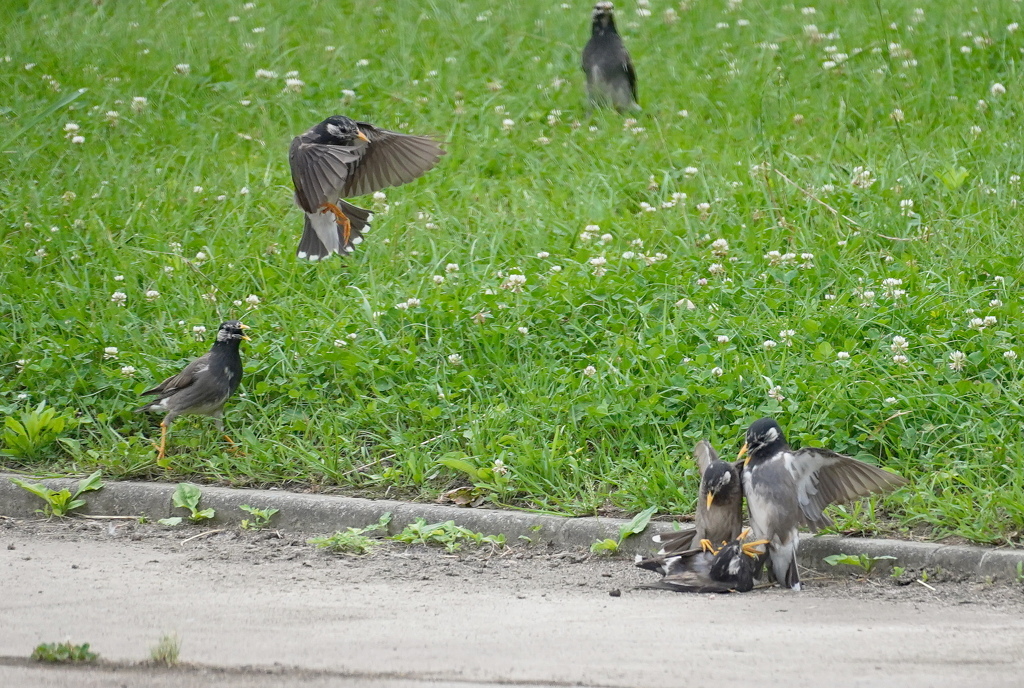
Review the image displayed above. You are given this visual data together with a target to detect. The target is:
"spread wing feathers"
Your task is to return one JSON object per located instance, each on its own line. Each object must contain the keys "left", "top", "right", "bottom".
{"left": 139, "top": 354, "right": 211, "bottom": 402}
{"left": 693, "top": 439, "right": 718, "bottom": 475}
{"left": 650, "top": 528, "right": 696, "bottom": 556}
{"left": 342, "top": 123, "right": 444, "bottom": 198}
{"left": 639, "top": 574, "right": 738, "bottom": 594}
{"left": 789, "top": 448, "right": 908, "bottom": 530}
{"left": 289, "top": 138, "right": 363, "bottom": 213}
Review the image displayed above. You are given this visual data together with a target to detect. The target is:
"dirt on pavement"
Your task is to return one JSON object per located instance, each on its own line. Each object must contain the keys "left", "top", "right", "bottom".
{"left": 3, "top": 516, "right": 1024, "bottom": 688}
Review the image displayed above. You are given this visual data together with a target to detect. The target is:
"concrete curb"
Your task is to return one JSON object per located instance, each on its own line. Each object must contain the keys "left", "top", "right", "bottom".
{"left": 2, "top": 474, "right": 1022, "bottom": 581}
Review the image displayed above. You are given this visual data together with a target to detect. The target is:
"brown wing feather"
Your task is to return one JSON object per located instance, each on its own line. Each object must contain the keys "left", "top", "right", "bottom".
{"left": 792, "top": 447, "right": 908, "bottom": 529}
{"left": 289, "top": 137, "right": 362, "bottom": 213}
{"left": 141, "top": 352, "right": 212, "bottom": 399}
{"left": 342, "top": 123, "right": 445, "bottom": 198}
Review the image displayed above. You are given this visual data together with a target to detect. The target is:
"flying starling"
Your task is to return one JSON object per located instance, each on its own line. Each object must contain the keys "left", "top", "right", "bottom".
{"left": 137, "top": 320, "right": 250, "bottom": 462}
{"left": 582, "top": 2, "right": 638, "bottom": 112}
{"left": 737, "top": 417, "right": 908, "bottom": 590}
{"left": 653, "top": 440, "right": 744, "bottom": 557}
{"left": 288, "top": 115, "right": 445, "bottom": 261}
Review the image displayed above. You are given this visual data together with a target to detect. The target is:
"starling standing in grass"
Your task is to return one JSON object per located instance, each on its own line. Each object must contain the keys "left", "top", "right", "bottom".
{"left": 288, "top": 115, "right": 445, "bottom": 261}
{"left": 652, "top": 440, "right": 744, "bottom": 557}
{"left": 737, "top": 417, "right": 908, "bottom": 590}
{"left": 137, "top": 321, "right": 250, "bottom": 462}
{"left": 636, "top": 530, "right": 768, "bottom": 593}
{"left": 582, "top": 2, "right": 638, "bottom": 112}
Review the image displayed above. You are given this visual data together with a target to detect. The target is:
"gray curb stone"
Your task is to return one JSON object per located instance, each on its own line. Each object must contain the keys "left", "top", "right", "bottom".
{"left": 2, "top": 474, "right": 1022, "bottom": 581}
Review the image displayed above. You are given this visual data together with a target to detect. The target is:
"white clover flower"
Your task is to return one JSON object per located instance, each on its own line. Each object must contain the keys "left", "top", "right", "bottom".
{"left": 145, "top": 290, "right": 160, "bottom": 301}
{"left": 111, "top": 291, "right": 127, "bottom": 306}
{"left": 600, "top": 233, "right": 613, "bottom": 244}
{"left": 799, "top": 253, "right": 815, "bottom": 269}
{"left": 711, "top": 366, "right": 724, "bottom": 377}
{"left": 969, "top": 317, "right": 986, "bottom": 330}
{"left": 708, "top": 263, "right": 726, "bottom": 276}
{"left": 890, "top": 108, "right": 905, "bottom": 122}
{"left": 717, "top": 335, "right": 730, "bottom": 344}
{"left": 696, "top": 202, "right": 711, "bottom": 213}
{"left": 333, "top": 339, "right": 347, "bottom": 347}
{"left": 35, "top": 248, "right": 47, "bottom": 258}
{"left": 174, "top": 63, "right": 191, "bottom": 74}
{"left": 447, "top": 353, "right": 463, "bottom": 365}
{"left": 104, "top": 347, "right": 119, "bottom": 359}
{"left": 501, "top": 118, "right": 515, "bottom": 130}
{"left": 131, "top": 96, "right": 147, "bottom": 112}
{"left": 984, "top": 315, "right": 998, "bottom": 327}
{"left": 347, "top": 333, "right": 357, "bottom": 340}
{"left": 850, "top": 166, "right": 876, "bottom": 188}
{"left": 104, "top": 110, "right": 120, "bottom": 125}
{"left": 970, "top": 125, "right": 982, "bottom": 135}
{"left": 1010, "top": 23, "right": 1020, "bottom": 33}
{"left": 71, "top": 135, "right": 84, "bottom": 144}
{"left": 779, "top": 329, "right": 796, "bottom": 346}
{"left": 445, "top": 263, "right": 459, "bottom": 273}
{"left": 589, "top": 256, "right": 607, "bottom": 267}
{"left": 431, "top": 275, "right": 445, "bottom": 285}
{"left": 991, "top": 83, "right": 1007, "bottom": 96}
{"left": 537, "top": 251, "right": 550, "bottom": 259}
{"left": 517, "top": 326, "right": 529, "bottom": 335}
{"left": 621, "top": 251, "right": 635, "bottom": 259}
{"left": 892, "top": 354, "right": 909, "bottom": 365}
{"left": 192, "top": 186, "right": 204, "bottom": 194}
{"left": 255, "top": 69, "right": 277, "bottom": 79}
{"left": 583, "top": 365, "right": 597, "bottom": 377}
{"left": 372, "top": 191, "right": 387, "bottom": 203}
{"left": 994, "top": 276, "right": 1005, "bottom": 283}
{"left": 341, "top": 89, "right": 356, "bottom": 103}
{"left": 502, "top": 274, "right": 527, "bottom": 292}
{"left": 194, "top": 251, "right": 207, "bottom": 261}
{"left": 948, "top": 351, "right": 967, "bottom": 371}
{"left": 1004, "top": 350, "right": 1018, "bottom": 361}
{"left": 244, "top": 294, "right": 260, "bottom": 308}
{"left": 882, "top": 277, "right": 905, "bottom": 298}
{"left": 472, "top": 310, "right": 491, "bottom": 324}
{"left": 768, "top": 385, "right": 785, "bottom": 401}
{"left": 283, "top": 78, "right": 304, "bottom": 92}
{"left": 764, "top": 250, "right": 783, "bottom": 265}
{"left": 550, "top": 265, "right": 562, "bottom": 273}
{"left": 890, "top": 336, "right": 908, "bottom": 353}
{"left": 121, "top": 365, "right": 136, "bottom": 377}
{"left": 711, "top": 238, "right": 729, "bottom": 256}
{"left": 638, "top": 202, "right": 655, "bottom": 213}
{"left": 884, "top": 397, "right": 897, "bottom": 405}
{"left": 990, "top": 299, "right": 1003, "bottom": 308}
{"left": 684, "top": 166, "right": 699, "bottom": 177}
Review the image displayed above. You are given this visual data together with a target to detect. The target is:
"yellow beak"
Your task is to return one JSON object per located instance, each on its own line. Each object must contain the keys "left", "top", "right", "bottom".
{"left": 706, "top": 492, "right": 714, "bottom": 510}
{"left": 356, "top": 130, "right": 369, "bottom": 142}
{"left": 239, "top": 323, "right": 251, "bottom": 341}
{"left": 737, "top": 442, "right": 750, "bottom": 466}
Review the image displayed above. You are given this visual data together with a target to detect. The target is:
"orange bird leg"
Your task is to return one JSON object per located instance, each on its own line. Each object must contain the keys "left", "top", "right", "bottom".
{"left": 156, "top": 423, "right": 169, "bottom": 463}
{"left": 320, "top": 202, "right": 352, "bottom": 248}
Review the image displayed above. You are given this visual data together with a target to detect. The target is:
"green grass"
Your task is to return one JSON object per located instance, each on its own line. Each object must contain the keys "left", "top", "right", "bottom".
{"left": 2, "top": 0, "right": 1024, "bottom": 544}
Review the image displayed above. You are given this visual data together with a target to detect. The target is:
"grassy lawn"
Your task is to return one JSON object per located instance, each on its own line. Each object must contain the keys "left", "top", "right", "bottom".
{"left": 2, "top": 0, "right": 1024, "bottom": 544}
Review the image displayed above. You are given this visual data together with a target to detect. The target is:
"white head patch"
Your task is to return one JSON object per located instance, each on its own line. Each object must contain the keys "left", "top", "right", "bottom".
{"left": 326, "top": 123, "right": 347, "bottom": 138}
{"left": 764, "top": 426, "right": 779, "bottom": 443}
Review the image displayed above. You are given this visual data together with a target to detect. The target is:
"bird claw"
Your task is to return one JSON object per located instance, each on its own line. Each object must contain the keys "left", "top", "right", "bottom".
{"left": 700, "top": 539, "right": 720, "bottom": 555}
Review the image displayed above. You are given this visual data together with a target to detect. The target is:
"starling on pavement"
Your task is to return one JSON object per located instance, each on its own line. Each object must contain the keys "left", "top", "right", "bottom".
{"left": 288, "top": 115, "right": 445, "bottom": 260}
{"left": 653, "top": 440, "right": 744, "bottom": 557}
{"left": 737, "top": 417, "right": 908, "bottom": 590}
{"left": 636, "top": 530, "right": 768, "bottom": 593}
{"left": 582, "top": 2, "right": 638, "bottom": 112}
{"left": 137, "top": 320, "right": 250, "bottom": 462}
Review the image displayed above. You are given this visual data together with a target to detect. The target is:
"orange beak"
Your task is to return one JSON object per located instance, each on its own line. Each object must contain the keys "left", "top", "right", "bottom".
{"left": 239, "top": 323, "right": 252, "bottom": 341}
{"left": 706, "top": 493, "right": 714, "bottom": 510}
{"left": 737, "top": 442, "right": 749, "bottom": 466}
{"left": 356, "top": 130, "right": 369, "bottom": 143}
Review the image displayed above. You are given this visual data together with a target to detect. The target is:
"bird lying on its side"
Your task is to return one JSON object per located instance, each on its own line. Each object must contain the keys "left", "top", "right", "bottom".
{"left": 651, "top": 439, "right": 743, "bottom": 556}
{"left": 738, "top": 417, "right": 909, "bottom": 591}
{"left": 289, "top": 115, "right": 445, "bottom": 260}
{"left": 581, "top": 2, "right": 638, "bottom": 112}
{"left": 636, "top": 530, "right": 768, "bottom": 593}
{"left": 137, "top": 320, "right": 250, "bottom": 463}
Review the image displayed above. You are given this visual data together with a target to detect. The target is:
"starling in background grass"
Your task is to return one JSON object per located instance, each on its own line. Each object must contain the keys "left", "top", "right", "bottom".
{"left": 636, "top": 530, "right": 768, "bottom": 593}
{"left": 288, "top": 115, "right": 445, "bottom": 261}
{"left": 737, "top": 417, "right": 908, "bottom": 590}
{"left": 137, "top": 320, "right": 250, "bottom": 462}
{"left": 582, "top": 2, "right": 638, "bottom": 112}
{"left": 651, "top": 440, "right": 744, "bottom": 557}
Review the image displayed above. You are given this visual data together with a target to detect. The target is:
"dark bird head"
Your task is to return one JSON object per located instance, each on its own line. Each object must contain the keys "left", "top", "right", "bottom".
{"left": 737, "top": 417, "right": 788, "bottom": 466}
{"left": 702, "top": 460, "right": 738, "bottom": 510}
{"left": 314, "top": 115, "right": 370, "bottom": 146}
{"left": 591, "top": 1, "right": 618, "bottom": 35}
{"left": 214, "top": 320, "right": 251, "bottom": 345}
